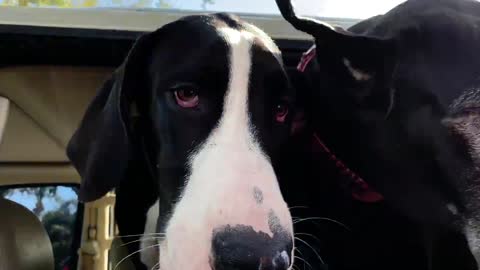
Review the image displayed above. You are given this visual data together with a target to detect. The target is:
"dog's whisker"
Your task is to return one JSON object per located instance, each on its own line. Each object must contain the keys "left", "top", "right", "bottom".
{"left": 293, "top": 248, "right": 308, "bottom": 270}
{"left": 120, "top": 237, "right": 164, "bottom": 247}
{"left": 115, "top": 244, "right": 160, "bottom": 270}
{"left": 294, "top": 247, "right": 305, "bottom": 258}
{"left": 293, "top": 217, "right": 351, "bottom": 231}
{"left": 114, "top": 233, "right": 166, "bottom": 239}
{"left": 295, "top": 232, "right": 322, "bottom": 244}
{"left": 294, "top": 256, "right": 313, "bottom": 270}
{"left": 151, "top": 262, "right": 161, "bottom": 270}
{"left": 295, "top": 237, "right": 325, "bottom": 265}
{"left": 292, "top": 217, "right": 306, "bottom": 223}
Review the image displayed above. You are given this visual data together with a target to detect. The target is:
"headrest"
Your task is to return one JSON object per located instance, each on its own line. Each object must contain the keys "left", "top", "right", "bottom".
{"left": 0, "top": 197, "right": 54, "bottom": 270}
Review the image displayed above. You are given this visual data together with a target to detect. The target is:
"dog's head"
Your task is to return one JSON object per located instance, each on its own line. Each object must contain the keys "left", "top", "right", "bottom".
{"left": 275, "top": 0, "right": 474, "bottom": 226}
{"left": 67, "top": 13, "right": 295, "bottom": 270}
{"left": 275, "top": 0, "right": 399, "bottom": 129}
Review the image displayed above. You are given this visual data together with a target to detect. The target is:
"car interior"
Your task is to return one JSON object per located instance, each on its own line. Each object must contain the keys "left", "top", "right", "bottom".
{"left": 5, "top": 0, "right": 480, "bottom": 267}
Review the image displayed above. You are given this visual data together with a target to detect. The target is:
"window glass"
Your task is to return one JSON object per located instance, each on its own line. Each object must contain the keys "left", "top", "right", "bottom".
{"left": 0, "top": 185, "right": 80, "bottom": 270}
{"left": 0, "top": 0, "right": 408, "bottom": 19}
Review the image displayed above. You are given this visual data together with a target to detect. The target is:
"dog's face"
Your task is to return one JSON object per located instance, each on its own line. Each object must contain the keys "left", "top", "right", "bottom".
{"left": 67, "top": 13, "right": 294, "bottom": 270}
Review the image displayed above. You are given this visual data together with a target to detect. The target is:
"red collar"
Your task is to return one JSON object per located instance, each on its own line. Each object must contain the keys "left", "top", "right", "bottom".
{"left": 297, "top": 45, "right": 384, "bottom": 203}
{"left": 297, "top": 45, "right": 317, "bottom": 72}
{"left": 311, "top": 133, "right": 384, "bottom": 203}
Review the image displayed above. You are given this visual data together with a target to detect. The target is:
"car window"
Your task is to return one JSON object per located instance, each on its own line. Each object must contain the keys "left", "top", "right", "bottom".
{"left": 0, "top": 185, "right": 81, "bottom": 270}
{"left": 0, "top": 0, "right": 408, "bottom": 19}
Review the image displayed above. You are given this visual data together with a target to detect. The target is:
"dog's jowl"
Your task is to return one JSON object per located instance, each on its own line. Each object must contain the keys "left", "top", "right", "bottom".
{"left": 67, "top": 13, "right": 294, "bottom": 270}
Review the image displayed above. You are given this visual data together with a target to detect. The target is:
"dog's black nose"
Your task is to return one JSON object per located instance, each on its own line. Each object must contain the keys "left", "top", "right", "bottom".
{"left": 211, "top": 225, "right": 293, "bottom": 270}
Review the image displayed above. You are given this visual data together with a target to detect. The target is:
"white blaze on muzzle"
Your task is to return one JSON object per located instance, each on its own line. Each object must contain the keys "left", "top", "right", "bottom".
{"left": 158, "top": 28, "right": 293, "bottom": 270}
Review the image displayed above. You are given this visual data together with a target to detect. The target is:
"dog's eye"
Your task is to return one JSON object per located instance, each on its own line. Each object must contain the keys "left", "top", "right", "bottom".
{"left": 275, "top": 101, "right": 289, "bottom": 123}
{"left": 174, "top": 88, "right": 199, "bottom": 108}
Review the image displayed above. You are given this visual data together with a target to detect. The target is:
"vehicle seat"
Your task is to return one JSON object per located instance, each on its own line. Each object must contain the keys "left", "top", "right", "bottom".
{"left": 0, "top": 197, "right": 54, "bottom": 270}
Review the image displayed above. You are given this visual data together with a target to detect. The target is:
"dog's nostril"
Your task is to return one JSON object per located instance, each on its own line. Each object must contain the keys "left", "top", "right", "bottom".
{"left": 259, "top": 250, "right": 290, "bottom": 270}
{"left": 272, "top": 251, "right": 290, "bottom": 269}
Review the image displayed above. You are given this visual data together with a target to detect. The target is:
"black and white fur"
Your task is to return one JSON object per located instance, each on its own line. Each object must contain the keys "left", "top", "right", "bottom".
{"left": 276, "top": 0, "right": 480, "bottom": 269}
{"left": 67, "top": 13, "right": 296, "bottom": 270}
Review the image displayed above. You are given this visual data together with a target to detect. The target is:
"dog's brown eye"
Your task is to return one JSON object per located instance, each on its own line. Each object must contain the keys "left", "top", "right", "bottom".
{"left": 174, "top": 88, "right": 199, "bottom": 108}
{"left": 275, "top": 102, "right": 289, "bottom": 123}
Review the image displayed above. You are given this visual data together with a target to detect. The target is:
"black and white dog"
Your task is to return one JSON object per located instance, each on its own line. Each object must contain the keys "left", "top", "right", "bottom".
{"left": 67, "top": 14, "right": 296, "bottom": 270}
{"left": 276, "top": 0, "right": 480, "bottom": 269}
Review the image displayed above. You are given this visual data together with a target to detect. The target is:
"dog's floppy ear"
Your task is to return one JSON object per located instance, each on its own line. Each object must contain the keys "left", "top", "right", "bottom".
{"left": 67, "top": 30, "right": 160, "bottom": 202}
{"left": 276, "top": 0, "right": 398, "bottom": 114}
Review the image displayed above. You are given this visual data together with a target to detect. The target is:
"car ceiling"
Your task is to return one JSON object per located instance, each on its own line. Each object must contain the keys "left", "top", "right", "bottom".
{"left": 0, "top": 26, "right": 310, "bottom": 186}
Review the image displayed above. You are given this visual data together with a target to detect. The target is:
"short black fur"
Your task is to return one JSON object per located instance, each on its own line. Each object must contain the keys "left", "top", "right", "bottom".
{"left": 276, "top": 0, "right": 480, "bottom": 269}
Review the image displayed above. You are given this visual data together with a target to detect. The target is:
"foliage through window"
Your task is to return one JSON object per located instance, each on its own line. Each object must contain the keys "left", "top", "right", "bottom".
{"left": 0, "top": 185, "right": 80, "bottom": 270}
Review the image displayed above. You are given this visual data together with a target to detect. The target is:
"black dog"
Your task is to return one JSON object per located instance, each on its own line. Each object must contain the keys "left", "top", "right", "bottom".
{"left": 275, "top": 0, "right": 480, "bottom": 269}
{"left": 67, "top": 13, "right": 297, "bottom": 270}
